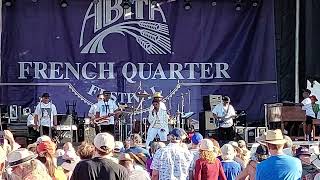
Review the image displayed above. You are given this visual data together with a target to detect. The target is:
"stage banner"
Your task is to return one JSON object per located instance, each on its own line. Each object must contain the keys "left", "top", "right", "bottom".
{"left": 0, "top": 0, "right": 277, "bottom": 122}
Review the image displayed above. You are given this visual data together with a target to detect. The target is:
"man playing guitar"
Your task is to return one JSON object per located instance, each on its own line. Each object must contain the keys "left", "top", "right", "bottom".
{"left": 94, "top": 91, "right": 121, "bottom": 134}
{"left": 212, "top": 96, "right": 237, "bottom": 142}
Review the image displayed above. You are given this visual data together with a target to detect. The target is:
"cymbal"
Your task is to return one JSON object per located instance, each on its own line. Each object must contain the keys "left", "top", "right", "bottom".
{"left": 136, "top": 92, "right": 151, "bottom": 97}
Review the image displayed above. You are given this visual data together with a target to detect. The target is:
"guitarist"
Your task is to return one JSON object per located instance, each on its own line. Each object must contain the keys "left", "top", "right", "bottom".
{"left": 95, "top": 91, "right": 120, "bottom": 134}
{"left": 212, "top": 96, "right": 237, "bottom": 142}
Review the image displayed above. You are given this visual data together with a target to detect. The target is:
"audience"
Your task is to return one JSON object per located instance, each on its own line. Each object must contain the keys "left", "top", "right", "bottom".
{"left": 119, "top": 153, "right": 150, "bottom": 180}
{"left": 229, "top": 141, "right": 246, "bottom": 169}
{"left": 194, "top": 139, "right": 227, "bottom": 180}
{"left": 236, "top": 145, "right": 268, "bottom": 180}
{"left": 71, "top": 133, "right": 129, "bottom": 180}
{"left": 0, "top": 147, "right": 7, "bottom": 179}
{"left": 125, "top": 134, "right": 149, "bottom": 157}
{"left": 295, "top": 146, "right": 320, "bottom": 179}
{"left": 189, "top": 132, "right": 203, "bottom": 180}
{"left": 76, "top": 141, "right": 95, "bottom": 160}
{"left": 221, "top": 144, "right": 241, "bottom": 180}
{"left": 151, "top": 128, "right": 193, "bottom": 180}
{"left": 7, "top": 148, "right": 52, "bottom": 180}
{"left": 113, "top": 141, "right": 124, "bottom": 159}
{"left": 256, "top": 129, "right": 302, "bottom": 180}
{"left": 146, "top": 141, "right": 165, "bottom": 176}
{"left": 61, "top": 150, "right": 80, "bottom": 180}
{"left": 36, "top": 140, "right": 67, "bottom": 180}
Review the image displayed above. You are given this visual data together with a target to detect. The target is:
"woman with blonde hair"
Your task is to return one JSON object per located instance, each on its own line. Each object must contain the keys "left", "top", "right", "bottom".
{"left": 194, "top": 139, "right": 227, "bottom": 180}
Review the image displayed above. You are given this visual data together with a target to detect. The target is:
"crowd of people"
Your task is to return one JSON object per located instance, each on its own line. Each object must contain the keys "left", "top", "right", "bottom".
{"left": 0, "top": 128, "right": 320, "bottom": 180}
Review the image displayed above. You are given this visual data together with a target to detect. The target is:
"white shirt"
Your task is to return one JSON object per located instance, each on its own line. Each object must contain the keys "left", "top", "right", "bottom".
{"left": 151, "top": 143, "right": 193, "bottom": 180}
{"left": 129, "top": 169, "right": 151, "bottom": 180}
{"left": 34, "top": 102, "right": 57, "bottom": 127}
{"left": 27, "top": 114, "right": 34, "bottom": 127}
{"left": 212, "top": 103, "right": 236, "bottom": 128}
{"left": 302, "top": 97, "right": 316, "bottom": 118}
{"left": 148, "top": 108, "right": 169, "bottom": 132}
{"left": 96, "top": 99, "right": 118, "bottom": 125}
{"left": 88, "top": 103, "right": 98, "bottom": 118}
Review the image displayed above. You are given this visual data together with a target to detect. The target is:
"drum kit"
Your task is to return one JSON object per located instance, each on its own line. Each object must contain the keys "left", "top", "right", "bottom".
{"left": 84, "top": 82, "right": 194, "bottom": 142}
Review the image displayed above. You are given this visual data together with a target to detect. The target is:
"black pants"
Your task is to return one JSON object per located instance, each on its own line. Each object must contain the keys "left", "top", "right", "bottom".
{"left": 96, "top": 124, "right": 114, "bottom": 135}
{"left": 28, "top": 127, "right": 40, "bottom": 143}
{"left": 219, "top": 126, "right": 234, "bottom": 142}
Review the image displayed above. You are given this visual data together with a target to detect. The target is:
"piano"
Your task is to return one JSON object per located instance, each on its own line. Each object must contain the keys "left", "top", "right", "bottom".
{"left": 265, "top": 103, "right": 306, "bottom": 139}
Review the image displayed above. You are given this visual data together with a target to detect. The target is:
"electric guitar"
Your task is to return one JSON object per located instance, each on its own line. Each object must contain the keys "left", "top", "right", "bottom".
{"left": 215, "top": 111, "right": 246, "bottom": 128}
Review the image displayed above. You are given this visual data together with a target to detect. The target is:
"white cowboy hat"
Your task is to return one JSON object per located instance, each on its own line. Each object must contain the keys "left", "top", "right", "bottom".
{"left": 262, "top": 129, "right": 286, "bottom": 145}
{"left": 61, "top": 160, "right": 79, "bottom": 172}
{"left": 7, "top": 148, "right": 37, "bottom": 167}
{"left": 153, "top": 92, "right": 163, "bottom": 98}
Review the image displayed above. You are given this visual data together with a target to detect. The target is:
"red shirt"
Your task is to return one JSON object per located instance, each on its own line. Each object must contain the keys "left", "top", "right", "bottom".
{"left": 194, "top": 158, "right": 227, "bottom": 180}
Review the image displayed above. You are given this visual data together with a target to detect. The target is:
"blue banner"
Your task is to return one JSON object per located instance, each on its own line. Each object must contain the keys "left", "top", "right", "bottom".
{"left": 0, "top": 0, "right": 277, "bottom": 122}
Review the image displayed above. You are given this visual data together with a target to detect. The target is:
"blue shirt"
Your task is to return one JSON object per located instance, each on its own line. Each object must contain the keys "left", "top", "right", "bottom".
{"left": 221, "top": 160, "right": 241, "bottom": 180}
{"left": 256, "top": 155, "right": 302, "bottom": 180}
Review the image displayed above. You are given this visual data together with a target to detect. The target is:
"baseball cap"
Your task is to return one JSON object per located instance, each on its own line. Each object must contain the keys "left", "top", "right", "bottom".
{"left": 296, "top": 146, "right": 311, "bottom": 157}
{"left": 103, "top": 91, "right": 111, "bottom": 95}
{"left": 222, "top": 96, "right": 230, "bottom": 102}
{"left": 191, "top": 133, "right": 203, "bottom": 145}
{"left": 255, "top": 145, "right": 268, "bottom": 155}
{"left": 94, "top": 133, "right": 115, "bottom": 152}
{"left": 169, "top": 128, "right": 186, "bottom": 140}
{"left": 114, "top": 141, "right": 124, "bottom": 153}
{"left": 37, "top": 141, "right": 56, "bottom": 156}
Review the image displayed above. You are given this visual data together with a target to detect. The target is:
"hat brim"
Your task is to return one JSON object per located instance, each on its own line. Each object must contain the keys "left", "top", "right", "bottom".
{"left": 9, "top": 154, "right": 38, "bottom": 167}
{"left": 296, "top": 153, "right": 311, "bottom": 157}
{"left": 61, "top": 162, "right": 78, "bottom": 171}
{"left": 263, "top": 139, "right": 287, "bottom": 145}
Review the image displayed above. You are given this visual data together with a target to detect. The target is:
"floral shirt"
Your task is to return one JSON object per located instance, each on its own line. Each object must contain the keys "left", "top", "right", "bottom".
{"left": 151, "top": 143, "right": 193, "bottom": 180}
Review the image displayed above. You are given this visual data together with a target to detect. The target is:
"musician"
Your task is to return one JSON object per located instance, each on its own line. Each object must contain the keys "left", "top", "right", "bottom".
{"left": 301, "top": 89, "right": 316, "bottom": 141}
{"left": 150, "top": 92, "right": 167, "bottom": 111}
{"left": 212, "top": 96, "right": 236, "bottom": 142}
{"left": 88, "top": 93, "right": 104, "bottom": 119}
{"left": 95, "top": 91, "right": 119, "bottom": 134}
{"left": 146, "top": 99, "right": 169, "bottom": 147}
{"left": 34, "top": 93, "right": 58, "bottom": 137}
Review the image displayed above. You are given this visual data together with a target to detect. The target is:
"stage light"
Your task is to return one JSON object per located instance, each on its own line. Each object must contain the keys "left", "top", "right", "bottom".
{"left": 60, "top": 0, "right": 68, "bottom": 7}
{"left": 211, "top": 1, "right": 217, "bottom": 7}
{"left": 4, "top": 0, "right": 13, "bottom": 7}
{"left": 251, "top": 0, "right": 259, "bottom": 7}
{"left": 184, "top": 0, "right": 191, "bottom": 10}
{"left": 235, "top": 0, "right": 242, "bottom": 11}
{"left": 121, "top": 0, "right": 131, "bottom": 10}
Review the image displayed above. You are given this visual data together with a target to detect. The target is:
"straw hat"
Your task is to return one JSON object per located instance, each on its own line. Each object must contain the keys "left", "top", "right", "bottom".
{"left": 262, "top": 129, "right": 286, "bottom": 145}
{"left": 7, "top": 148, "right": 37, "bottom": 167}
{"left": 153, "top": 92, "right": 163, "bottom": 98}
{"left": 119, "top": 153, "right": 134, "bottom": 162}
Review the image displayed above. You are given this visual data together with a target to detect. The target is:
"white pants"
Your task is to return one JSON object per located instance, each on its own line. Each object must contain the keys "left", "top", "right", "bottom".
{"left": 146, "top": 127, "right": 168, "bottom": 147}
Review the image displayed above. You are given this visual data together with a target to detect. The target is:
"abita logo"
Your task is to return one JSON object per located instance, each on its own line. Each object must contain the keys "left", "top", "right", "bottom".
{"left": 80, "top": 0, "right": 171, "bottom": 54}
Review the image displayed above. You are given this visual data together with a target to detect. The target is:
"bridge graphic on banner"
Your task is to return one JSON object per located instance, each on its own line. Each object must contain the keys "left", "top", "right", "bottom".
{"left": 80, "top": 0, "right": 172, "bottom": 54}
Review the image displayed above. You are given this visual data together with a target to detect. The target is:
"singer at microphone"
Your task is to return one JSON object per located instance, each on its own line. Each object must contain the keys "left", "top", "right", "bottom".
{"left": 146, "top": 99, "right": 169, "bottom": 147}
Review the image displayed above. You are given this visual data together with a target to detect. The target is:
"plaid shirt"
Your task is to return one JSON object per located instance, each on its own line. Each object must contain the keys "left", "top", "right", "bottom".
{"left": 151, "top": 143, "right": 193, "bottom": 180}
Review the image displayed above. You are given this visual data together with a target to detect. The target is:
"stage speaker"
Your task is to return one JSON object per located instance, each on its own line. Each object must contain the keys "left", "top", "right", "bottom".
{"left": 199, "top": 111, "right": 218, "bottom": 136}
{"left": 202, "top": 95, "right": 222, "bottom": 111}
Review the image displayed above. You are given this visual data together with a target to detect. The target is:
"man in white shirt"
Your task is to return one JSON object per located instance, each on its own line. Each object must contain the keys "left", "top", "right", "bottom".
{"left": 212, "top": 96, "right": 236, "bottom": 142}
{"left": 149, "top": 92, "right": 167, "bottom": 111}
{"left": 88, "top": 94, "right": 104, "bottom": 119}
{"left": 302, "top": 89, "right": 316, "bottom": 140}
{"left": 95, "top": 91, "right": 119, "bottom": 134}
{"left": 34, "top": 93, "right": 58, "bottom": 137}
{"left": 146, "top": 99, "right": 169, "bottom": 147}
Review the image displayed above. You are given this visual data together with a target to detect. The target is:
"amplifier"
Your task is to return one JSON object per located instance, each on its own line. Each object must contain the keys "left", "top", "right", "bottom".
{"left": 203, "top": 95, "right": 222, "bottom": 111}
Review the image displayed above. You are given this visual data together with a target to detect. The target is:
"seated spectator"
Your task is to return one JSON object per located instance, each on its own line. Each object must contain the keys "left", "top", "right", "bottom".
{"left": 146, "top": 141, "right": 165, "bottom": 176}
{"left": 76, "top": 141, "right": 95, "bottom": 160}
{"left": 113, "top": 141, "right": 124, "bottom": 159}
{"left": 151, "top": 128, "right": 193, "bottom": 180}
{"left": 71, "top": 133, "right": 129, "bottom": 180}
{"left": 7, "top": 148, "right": 52, "bottom": 180}
{"left": 194, "top": 139, "right": 227, "bottom": 180}
{"left": 37, "top": 140, "right": 67, "bottom": 180}
{"left": 295, "top": 146, "right": 320, "bottom": 179}
{"left": 221, "top": 144, "right": 241, "bottom": 180}
{"left": 119, "top": 153, "right": 151, "bottom": 180}
{"left": 236, "top": 145, "right": 269, "bottom": 180}
{"left": 256, "top": 129, "right": 302, "bottom": 180}
{"left": 125, "top": 134, "right": 149, "bottom": 157}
